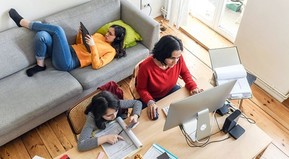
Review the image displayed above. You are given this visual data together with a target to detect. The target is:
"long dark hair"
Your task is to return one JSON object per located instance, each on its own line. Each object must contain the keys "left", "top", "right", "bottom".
{"left": 110, "top": 25, "right": 126, "bottom": 58}
{"left": 152, "top": 35, "right": 183, "bottom": 65}
{"left": 84, "top": 91, "right": 120, "bottom": 129}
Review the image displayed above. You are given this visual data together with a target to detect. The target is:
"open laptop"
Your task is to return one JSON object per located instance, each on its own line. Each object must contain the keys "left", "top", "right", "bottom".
{"left": 80, "top": 22, "right": 91, "bottom": 53}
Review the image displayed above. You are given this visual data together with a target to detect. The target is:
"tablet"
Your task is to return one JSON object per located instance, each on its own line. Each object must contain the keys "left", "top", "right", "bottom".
{"left": 80, "top": 22, "right": 91, "bottom": 53}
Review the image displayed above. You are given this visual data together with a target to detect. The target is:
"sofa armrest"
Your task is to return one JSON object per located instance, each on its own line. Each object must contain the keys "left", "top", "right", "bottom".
{"left": 120, "top": 0, "right": 159, "bottom": 51}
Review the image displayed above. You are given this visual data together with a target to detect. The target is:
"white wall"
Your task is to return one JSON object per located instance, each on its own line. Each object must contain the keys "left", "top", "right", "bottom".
{"left": 235, "top": 0, "right": 289, "bottom": 102}
{"left": 127, "top": 0, "right": 163, "bottom": 18}
{"left": 0, "top": 0, "right": 90, "bottom": 32}
{"left": 0, "top": 0, "right": 163, "bottom": 32}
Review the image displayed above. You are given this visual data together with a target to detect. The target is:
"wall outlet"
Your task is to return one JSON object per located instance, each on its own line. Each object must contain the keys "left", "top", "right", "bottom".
{"left": 143, "top": 3, "right": 150, "bottom": 8}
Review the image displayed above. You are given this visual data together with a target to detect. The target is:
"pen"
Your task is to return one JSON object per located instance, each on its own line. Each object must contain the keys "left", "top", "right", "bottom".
{"left": 118, "top": 122, "right": 139, "bottom": 135}
{"left": 118, "top": 129, "right": 124, "bottom": 135}
{"left": 96, "top": 151, "right": 104, "bottom": 159}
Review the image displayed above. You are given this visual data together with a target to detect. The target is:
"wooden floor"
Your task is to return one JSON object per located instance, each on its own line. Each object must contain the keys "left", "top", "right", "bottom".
{"left": 1, "top": 17, "right": 289, "bottom": 159}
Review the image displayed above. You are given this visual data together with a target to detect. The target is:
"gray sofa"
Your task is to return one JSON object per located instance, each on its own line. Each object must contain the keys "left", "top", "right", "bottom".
{"left": 0, "top": 0, "right": 159, "bottom": 146}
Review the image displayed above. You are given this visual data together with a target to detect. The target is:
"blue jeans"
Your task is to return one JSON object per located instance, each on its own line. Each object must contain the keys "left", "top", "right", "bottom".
{"left": 30, "top": 22, "right": 79, "bottom": 71}
{"left": 140, "top": 85, "right": 181, "bottom": 109}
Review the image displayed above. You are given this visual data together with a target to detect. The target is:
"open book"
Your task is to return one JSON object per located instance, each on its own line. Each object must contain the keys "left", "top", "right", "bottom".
{"left": 214, "top": 64, "right": 252, "bottom": 99}
{"left": 93, "top": 117, "right": 142, "bottom": 159}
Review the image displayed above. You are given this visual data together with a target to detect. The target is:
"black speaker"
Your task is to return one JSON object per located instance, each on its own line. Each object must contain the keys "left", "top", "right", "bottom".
{"left": 216, "top": 103, "right": 229, "bottom": 116}
{"left": 229, "top": 124, "right": 245, "bottom": 139}
{"left": 222, "top": 109, "right": 241, "bottom": 133}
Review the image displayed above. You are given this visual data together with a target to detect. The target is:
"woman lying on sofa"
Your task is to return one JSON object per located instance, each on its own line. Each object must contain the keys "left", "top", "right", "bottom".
{"left": 9, "top": 8, "right": 126, "bottom": 77}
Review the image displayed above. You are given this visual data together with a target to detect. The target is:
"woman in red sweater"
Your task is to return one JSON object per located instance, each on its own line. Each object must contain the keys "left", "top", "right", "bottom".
{"left": 136, "top": 35, "right": 203, "bottom": 120}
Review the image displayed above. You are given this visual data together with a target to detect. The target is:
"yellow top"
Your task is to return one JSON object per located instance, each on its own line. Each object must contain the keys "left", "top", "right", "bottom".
{"left": 72, "top": 32, "right": 116, "bottom": 69}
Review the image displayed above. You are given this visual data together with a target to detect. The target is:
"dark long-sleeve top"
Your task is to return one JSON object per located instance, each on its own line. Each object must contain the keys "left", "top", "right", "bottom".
{"left": 77, "top": 99, "right": 142, "bottom": 151}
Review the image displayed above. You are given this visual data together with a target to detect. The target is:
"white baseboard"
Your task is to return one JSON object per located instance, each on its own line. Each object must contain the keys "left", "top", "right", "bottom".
{"left": 255, "top": 78, "right": 288, "bottom": 102}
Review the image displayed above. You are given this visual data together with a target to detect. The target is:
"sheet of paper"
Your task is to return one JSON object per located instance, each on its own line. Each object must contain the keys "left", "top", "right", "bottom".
{"left": 94, "top": 117, "right": 142, "bottom": 159}
{"left": 217, "top": 77, "right": 252, "bottom": 99}
{"left": 143, "top": 144, "right": 178, "bottom": 159}
{"left": 214, "top": 64, "right": 252, "bottom": 99}
{"left": 214, "top": 64, "right": 247, "bottom": 80}
{"left": 143, "top": 145, "right": 163, "bottom": 159}
{"left": 32, "top": 156, "right": 45, "bottom": 159}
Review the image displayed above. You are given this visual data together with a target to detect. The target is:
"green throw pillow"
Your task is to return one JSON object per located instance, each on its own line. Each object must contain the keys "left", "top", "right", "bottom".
{"left": 96, "top": 20, "right": 142, "bottom": 48}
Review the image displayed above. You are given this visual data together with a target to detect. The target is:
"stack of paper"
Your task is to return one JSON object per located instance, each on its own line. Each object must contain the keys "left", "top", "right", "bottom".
{"left": 214, "top": 64, "right": 252, "bottom": 99}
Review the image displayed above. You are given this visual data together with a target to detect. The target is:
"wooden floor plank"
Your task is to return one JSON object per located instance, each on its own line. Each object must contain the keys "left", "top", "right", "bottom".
{"left": 182, "top": 49, "right": 213, "bottom": 81}
{"left": 157, "top": 16, "right": 214, "bottom": 68}
{"left": 282, "top": 98, "right": 289, "bottom": 109}
{"left": 118, "top": 79, "right": 135, "bottom": 100}
{"left": 181, "top": 16, "right": 234, "bottom": 50}
{"left": 156, "top": 16, "right": 214, "bottom": 82}
{"left": 250, "top": 84, "right": 289, "bottom": 131}
{"left": 0, "top": 138, "right": 31, "bottom": 159}
{"left": 36, "top": 122, "right": 66, "bottom": 158}
{"left": 21, "top": 129, "right": 51, "bottom": 159}
{"left": 48, "top": 113, "right": 77, "bottom": 150}
{"left": 240, "top": 98, "right": 289, "bottom": 155}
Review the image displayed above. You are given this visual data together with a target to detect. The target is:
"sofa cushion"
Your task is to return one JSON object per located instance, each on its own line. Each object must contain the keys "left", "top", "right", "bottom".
{"left": 0, "top": 60, "right": 83, "bottom": 137}
{"left": 69, "top": 43, "right": 149, "bottom": 90}
{"left": 44, "top": 0, "right": 121, "bottom": 45}
{"left": 96, "top": 20, "right": 142, "bottom": 48}
{"left": 0, "top": 28, "right": 35, "bottom": 79}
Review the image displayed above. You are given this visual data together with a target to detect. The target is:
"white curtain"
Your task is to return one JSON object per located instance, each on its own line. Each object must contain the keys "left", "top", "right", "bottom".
{"left": 167, "top": 0, "right": 190, "bottom": 29}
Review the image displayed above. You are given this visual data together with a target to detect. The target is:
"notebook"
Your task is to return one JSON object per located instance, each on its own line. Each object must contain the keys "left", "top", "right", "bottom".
{"left": 214, "top": 64, "right": 252, "bottom": 99}
{"left": 80, "top": 22, "right": 91, "bottom": 53}
{"left": 209, "top": 47, "right": 252, "bottom": 99}
{"left": 93, "top": 117, "right": 142, "bottom": 159}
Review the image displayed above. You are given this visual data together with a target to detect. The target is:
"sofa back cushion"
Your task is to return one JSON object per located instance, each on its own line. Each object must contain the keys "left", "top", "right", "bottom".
{"left": 44, "top": 0, "right": 121, "bottom": 45}
{"left": 0, "top": 28, "right": 35, "bottom": 79}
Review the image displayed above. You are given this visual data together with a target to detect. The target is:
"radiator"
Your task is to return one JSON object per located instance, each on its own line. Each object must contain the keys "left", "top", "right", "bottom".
{"left": 161, "top": 0, "right": 172, "bottom": 20}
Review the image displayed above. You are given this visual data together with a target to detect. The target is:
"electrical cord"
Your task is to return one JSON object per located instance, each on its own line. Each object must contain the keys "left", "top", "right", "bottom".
{"left": 213, "top": 110, "right": 221, "bottom": 130}
{"left": 180, "top": 100, "right": 257, "bottom": 148}
{"left": 179, "top": 111, "right": 231, "bottom": 148}
{"left": 180, "top": 125, "right": 231, "bottom": 148}
{"left": 147, "top": 4, "right": 152, "bottom": 16}
{"left": 180, "top": 100, "right": 258, "bottom": 148}
{"left": 140, "top": 0, "right": 152, "bottom": 16}
{"left": 226, "top": 101, "right": 256, "bottom": 124}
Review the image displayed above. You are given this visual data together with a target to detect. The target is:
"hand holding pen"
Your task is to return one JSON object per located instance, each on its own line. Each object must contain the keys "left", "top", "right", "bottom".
{"left": 118, "top": 121, "right": 139, "bottom": 135}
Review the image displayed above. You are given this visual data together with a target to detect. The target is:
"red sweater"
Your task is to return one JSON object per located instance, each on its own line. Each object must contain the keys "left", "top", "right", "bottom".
{"left": 136, "top": 56, "right": 197, "bottom": 104}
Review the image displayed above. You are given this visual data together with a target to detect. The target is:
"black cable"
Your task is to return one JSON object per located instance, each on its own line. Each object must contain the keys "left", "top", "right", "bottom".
{"left": 179, "top": 112, "right": 231, "bottom": 148}
{"left": 180, "top": 125, "right": 231, "bottom": 147}
{"left": 227, "top": 102, "right": 256, "bottom": 124}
